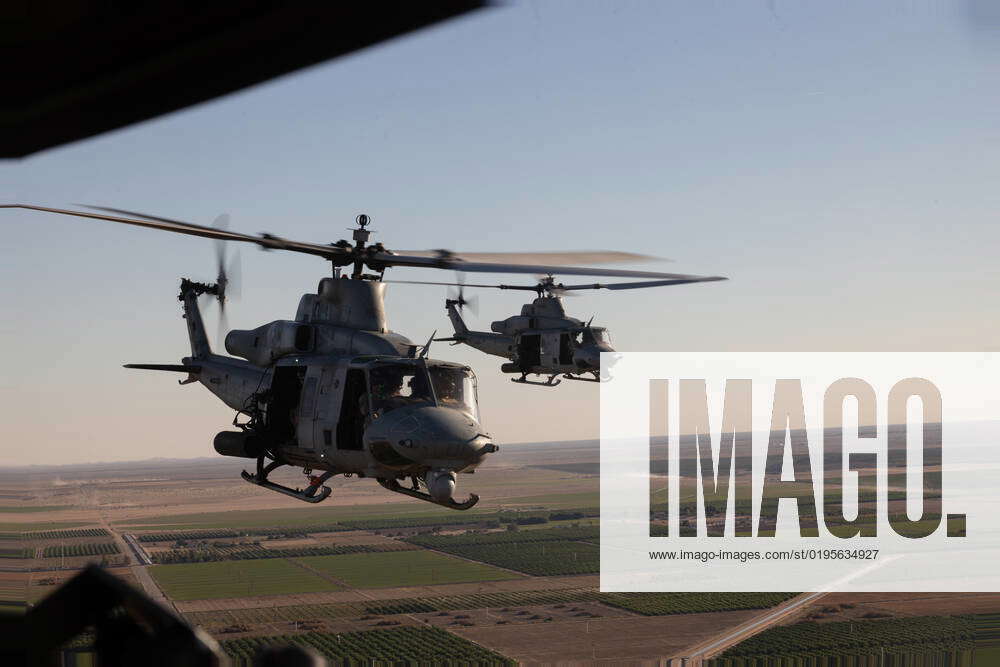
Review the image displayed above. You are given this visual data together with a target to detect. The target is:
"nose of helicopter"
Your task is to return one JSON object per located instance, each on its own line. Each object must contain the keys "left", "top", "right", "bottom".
{"left": 574, "top": 343, "right": 617, "bottom": 372}
{"left": 365, "top": 405, "right": 496, "bottom": 470}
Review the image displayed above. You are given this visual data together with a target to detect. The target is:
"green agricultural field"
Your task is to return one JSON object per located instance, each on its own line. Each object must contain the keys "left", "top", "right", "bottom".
{"left": 222, "top": 627, "right": 513, "bottom": 665}
{"left": 26, "top": 528, "right": 109, "bottom": 540}
{"left": 150, "top": 559, "right": 341, "bottom": 601}
{"left": 121, "top": 503, "right": 602, "bottom": 532}
{"left": 151, "top": 541, "right": 418, "bottom": 564}
{"left": 0, "top": 547, "right": 32, "bottom": 559}
{"left": 119, "top": 502, "right": 497, "bottom": 531}
{"left": 495, "top": 491, "right": 599, "bottom": 509}
{"left": 435, "top": 540, "right": 600, "bottom": 576}
{"left": 295, "top": 550, "right": 521, "bottom": 588}
{"left": 407, "top": 525, "right": 599, "bottom": 548}
{"left": 406, "top": 526, "right": 601, "bottom": 575}
{"left": 713, "top": 615, "right": 974, "bottom": 664}
{"left": 601, "top": 592, "right": 796, "bottom": 616}
{"left": 42, "top": 542, "right": 119, "bottom": 558}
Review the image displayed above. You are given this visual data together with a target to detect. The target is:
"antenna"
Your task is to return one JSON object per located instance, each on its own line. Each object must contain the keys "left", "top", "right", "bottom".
{"left": 419, "top": 330, "right": 437, "bottom": 359}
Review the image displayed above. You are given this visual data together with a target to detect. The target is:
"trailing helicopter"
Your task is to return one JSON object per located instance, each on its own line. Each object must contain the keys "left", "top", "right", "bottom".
{"left": 387, "top": 273, "right": 726, "bottom": 386}
{"left": 1, "top": 203, "right": 707, "bottom": 510}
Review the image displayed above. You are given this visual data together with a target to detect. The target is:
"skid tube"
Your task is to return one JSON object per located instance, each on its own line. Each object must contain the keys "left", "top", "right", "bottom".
{"left": 377, "top": 478, "right": 479, "bottom": 510}
{"left": 561, "top": 372, "right": 602, "bottom": 383}
{"left": 511, "top": 373, "right": 561, "bottom": 387}
{"left": 241, "top": 457, "right": 334, "bottom": 504}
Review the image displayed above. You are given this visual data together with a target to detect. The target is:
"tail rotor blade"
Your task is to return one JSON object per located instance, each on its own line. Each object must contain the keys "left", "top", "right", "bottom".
{"left": 227, "top": 247, "right": 242, "bottom": 301}
{"left": 213, "top": 213, "right": 230, "bottom": 276}
{"left": 217, "top": 304, "right": 229, "bottom": 351}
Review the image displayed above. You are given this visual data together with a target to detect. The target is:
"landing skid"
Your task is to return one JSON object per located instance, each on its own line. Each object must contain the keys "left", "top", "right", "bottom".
{"left": 241, "top": 458, "right": 334, "bottom": 504}
{"left": 512, "top": 373, "right": 561, "bottom": 387}
{"left": 561, "top": 372, "right": 602, "bottom": 383}
{"left": 377, "top": 478, "right": 479, "bottom": 510}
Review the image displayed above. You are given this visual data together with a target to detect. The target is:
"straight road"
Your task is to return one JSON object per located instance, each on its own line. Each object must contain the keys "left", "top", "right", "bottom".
{"left": 676, "top": 591, "right": 827, "bottom": 665}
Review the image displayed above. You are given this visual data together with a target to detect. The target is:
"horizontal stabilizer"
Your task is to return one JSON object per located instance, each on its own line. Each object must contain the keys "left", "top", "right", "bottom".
{"left": 123, "top": 363, "right": 202, "bottom": 374}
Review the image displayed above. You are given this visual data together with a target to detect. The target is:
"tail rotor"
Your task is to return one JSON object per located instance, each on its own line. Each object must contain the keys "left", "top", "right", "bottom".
{"left": 204, "top": 214, "right": 241, "bottom": 347}
{"left": 447, "top": 273, "right": 478, "bottom": 316}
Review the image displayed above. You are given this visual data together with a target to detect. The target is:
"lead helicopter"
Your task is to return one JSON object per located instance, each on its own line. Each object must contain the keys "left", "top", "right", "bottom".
{"left": 2, "top": 203, "right": 709, "bottom": 510}
{"left": 387, "top": 272, "right": 727, "bottom": 386}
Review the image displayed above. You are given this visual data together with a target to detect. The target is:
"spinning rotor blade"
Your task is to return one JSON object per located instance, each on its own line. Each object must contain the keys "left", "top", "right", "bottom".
{"left": 209, "top": 213, "right": 243, "bottom": 348}
{"left": 385, "top": 279, "right": 534, "bottom": 290}
{"left": 2, "top": 204, "right": 726, "bottom": 282}
{"left": 558, "top": 276, "right": 728, "bottom": 290}
{"left": 385, "top": 274, "right": 728, "bottom": 290}
{"left": 387, "top": 250, "right": 665, "bottom": 265}
{"left": 371, "top": 252, "right": 717, "bottom": 279}
{"left": 448, "top": 278, "right": 479, "bottom": 316}
{"left": 0, "top": 204, "right": 349, "bottom": 260}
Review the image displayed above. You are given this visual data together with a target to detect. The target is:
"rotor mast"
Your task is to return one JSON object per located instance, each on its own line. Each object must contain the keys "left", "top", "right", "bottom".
{"left": 350, "top": 214, "right": 371, "bottom": 279}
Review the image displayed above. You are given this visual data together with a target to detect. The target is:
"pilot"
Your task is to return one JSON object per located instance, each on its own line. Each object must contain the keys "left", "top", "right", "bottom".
{"left": 431, "top": 370, "right": 461, "bottom": 404}
{"left": 406, "top": 372, "right": 431, "bottom": 402}
{"left": 368, "top": 370, "right": 406, "bottom": 414}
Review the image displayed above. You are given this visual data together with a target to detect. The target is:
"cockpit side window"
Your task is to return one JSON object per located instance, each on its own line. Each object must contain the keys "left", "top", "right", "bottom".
{"left": 368, "top": 362, "right": 433, "bottom": 414}
{"left": 583, "top": 328, "right": 610, "bottom": 345}
{"left": 428, "top": 365, "right": 480, "bottom": 421}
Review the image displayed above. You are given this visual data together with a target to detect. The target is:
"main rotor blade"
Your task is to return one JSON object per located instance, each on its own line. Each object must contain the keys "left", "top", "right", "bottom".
{"left": 1, "top": 204, "right": 350, "bottom": 261}
{"left": 384, "top": 279, "right": 539, "bottom": 291}
{"left": 558, "top": 277, "right": 728, "bottom": 290}
{"left": 373, "top": 252, "right": 723, "bottom": 280}
{"left": 386, "top": 275, "right": 728, "bottom": 290}
{"left": 387, "top": 250, "right": 666, "bottom": 265}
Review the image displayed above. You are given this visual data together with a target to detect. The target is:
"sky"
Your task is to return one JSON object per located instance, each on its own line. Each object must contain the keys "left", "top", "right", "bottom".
{"left": 2, "top": 1, "right": 999, "bottom": 465}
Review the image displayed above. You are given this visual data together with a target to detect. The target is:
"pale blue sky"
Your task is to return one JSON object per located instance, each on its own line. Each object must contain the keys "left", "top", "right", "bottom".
{"left": 2, "top": 2, "right": 998, "bottom": 464}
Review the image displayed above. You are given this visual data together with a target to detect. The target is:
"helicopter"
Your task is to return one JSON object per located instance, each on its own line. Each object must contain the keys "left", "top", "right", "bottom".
{"left": 1, "top": 203, "right": 705, "bottom": 510}
{"left": 386, "top": 273, "right": 727, "bottom": 386}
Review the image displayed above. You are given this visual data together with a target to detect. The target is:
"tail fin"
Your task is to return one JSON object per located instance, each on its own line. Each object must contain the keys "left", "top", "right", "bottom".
{"left": 445, "top": 300, "right": 469, "bottom": 338}
{"left": 180, "top": 282, "right": 212, "bottom": 358}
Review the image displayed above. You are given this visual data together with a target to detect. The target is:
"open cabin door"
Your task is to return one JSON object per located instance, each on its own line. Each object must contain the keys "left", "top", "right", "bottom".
{"left": 268, "top": 365, "right": 306, "bottom": 445}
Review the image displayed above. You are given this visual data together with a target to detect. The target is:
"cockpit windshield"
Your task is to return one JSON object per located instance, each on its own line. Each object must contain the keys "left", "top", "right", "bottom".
{"left": 582, "top": 327, "right": 611, "bottom": 346}
{"left": 367, "top": 362, "right": 434, "bottom": 414}
{"left": 428, "top": 363, "right": 480, "bottom": 420}
{"left": 365, "top": 361, "right": 480, "bottom": 419}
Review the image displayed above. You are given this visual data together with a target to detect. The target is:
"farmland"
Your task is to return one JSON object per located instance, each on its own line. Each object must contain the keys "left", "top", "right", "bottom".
{"left": 4, "top": 447, "right": 1000, "bottom": 665}
{"left": 150, "top": 541, "right": 417, "bottom": 564}
{"left": 185, "top": 588, "right": 801, "bottom": 627}
{"left": 149, "top": 559, "right": 342, "bottom": 600}
{"left": 41, "top": 542, "right": 120, "bottom": 558}
{"left": 295, "top": 550, "right": 522, "bottom": 588}
{"left": 221, "top": 627, "right": 513, "bottom": 665}
{"left": 713, "top": 615, "right": 975, "bottom": 664}
{"left": 133, "top": 507, "right": 599, "bottom": 537}
{"left": 407, "top": 524, "right": 599, "bottom": 547}
{"left": 435, "top": 540, "right": 599, "bottom": 576}
{"left": 406, "top": 526, "right": 601, "bottom": 575}
{"left": 601, "top": 592, "right": 796, "bottom": 616}
{"left": 0, "top": 505, "right": 71, "bottom": 514}
{"left": 26, "top": 528, "right": 109, "bottom": 540}
{"left": 0, "top": 547, "right": 33, "bottom": 559}
{"left": 137, "top": 526, "right": 349, "bottom": 542}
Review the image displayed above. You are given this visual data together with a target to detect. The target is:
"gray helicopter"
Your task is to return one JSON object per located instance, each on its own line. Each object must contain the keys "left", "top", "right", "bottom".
{"left": 389, "top": 273, "right": 726, "bottom": 386}
{"left": 2, "top": 204, "right": 702, "bottom": 510}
